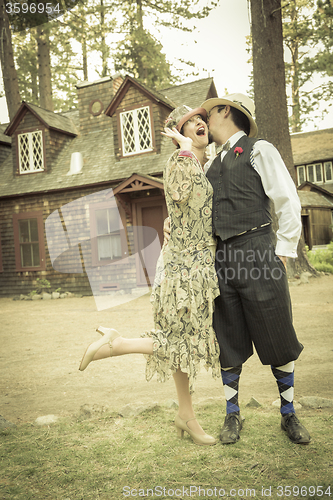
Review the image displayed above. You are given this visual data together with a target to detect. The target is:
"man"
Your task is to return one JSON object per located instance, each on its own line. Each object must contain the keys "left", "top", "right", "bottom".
{"left": 199, "top": 94, "right": 310, "bottom": 444}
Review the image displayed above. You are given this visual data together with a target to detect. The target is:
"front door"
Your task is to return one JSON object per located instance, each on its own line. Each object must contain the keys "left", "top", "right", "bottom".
{"left": 134, "top": 198, "right": 167, "bottom": 286}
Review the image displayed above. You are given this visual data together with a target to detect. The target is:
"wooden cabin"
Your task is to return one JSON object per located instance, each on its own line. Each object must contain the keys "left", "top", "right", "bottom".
{"left": 291, "top": 128, "right": 333, "bottom": 248}
{"left": 0, "top": 75, "right": 217, "bottom": 298}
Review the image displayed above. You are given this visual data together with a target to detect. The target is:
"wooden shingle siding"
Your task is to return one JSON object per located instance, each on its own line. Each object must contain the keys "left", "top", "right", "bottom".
{"left": 47, "top": 130, "right": 74, "bottom": 170}
{"left": 0, "top": 189, "right": 91, "bottom": 297}
{"left": 118, "top": 85, "right": 149, "bottom": 111}
{"left": 0, "top": 144, "right": 10, "bottom": 164}
{"left": 309, "top": 208, "right": 333, "bottom": 246}
{"left": 0, "top": 184, "right": 143, "bottom": 297}
{"left": 77, "top": 78, "right": 115, "bottom": 135}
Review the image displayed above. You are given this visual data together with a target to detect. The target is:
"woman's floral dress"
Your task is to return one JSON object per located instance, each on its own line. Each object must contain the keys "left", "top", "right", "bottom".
{"left": 143, "top": 150, "right": 221, "bottom": 393}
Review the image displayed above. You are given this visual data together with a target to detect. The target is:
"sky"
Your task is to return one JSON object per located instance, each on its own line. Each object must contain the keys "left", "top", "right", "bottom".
{"left": 1, "top": 0, "right": 332, "bottom": 131}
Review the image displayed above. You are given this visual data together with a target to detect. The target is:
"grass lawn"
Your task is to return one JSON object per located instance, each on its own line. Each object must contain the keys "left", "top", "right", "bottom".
{"left": 0, "top": 403, "right": 332, "bottom": 500}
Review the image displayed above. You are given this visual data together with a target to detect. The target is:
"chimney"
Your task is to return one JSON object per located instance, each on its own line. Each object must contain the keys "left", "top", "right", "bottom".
{"left": 76, "top": 74, "right": 124, "bottom": 135}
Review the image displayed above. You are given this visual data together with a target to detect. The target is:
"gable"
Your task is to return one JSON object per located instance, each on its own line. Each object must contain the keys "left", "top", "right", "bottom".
{"left": 107, "top": 79, "right": 174, "bottom": 161}
{"left": 5, "top": 102, "right": 78, "bottom": 138}
{"left": 105, "top": 75, "right": 174, "bottom": 117}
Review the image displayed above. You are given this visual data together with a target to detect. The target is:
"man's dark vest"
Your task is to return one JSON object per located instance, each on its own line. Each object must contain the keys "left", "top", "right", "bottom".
{"left": 206, "top": 135, "right": 272, "bottom": 241}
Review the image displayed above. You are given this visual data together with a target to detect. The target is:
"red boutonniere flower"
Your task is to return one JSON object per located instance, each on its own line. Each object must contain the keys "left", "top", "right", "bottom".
{"left": 234, "top": 147, "right": 243, "bottom": 158}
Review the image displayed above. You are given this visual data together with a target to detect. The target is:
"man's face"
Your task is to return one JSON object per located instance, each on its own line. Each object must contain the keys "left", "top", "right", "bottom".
{"left": 207, "top": 106, "right": 224, "bottom": 144}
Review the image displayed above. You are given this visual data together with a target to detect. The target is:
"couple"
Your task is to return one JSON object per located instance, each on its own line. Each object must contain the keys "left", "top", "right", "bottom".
{"left": 79, "top": 94, "right": 311, "bottom": 446}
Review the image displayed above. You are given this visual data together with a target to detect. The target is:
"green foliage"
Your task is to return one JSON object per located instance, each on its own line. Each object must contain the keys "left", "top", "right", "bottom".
{"left": 307, "top": 242, "right": 333, "bottom": 273}
{"left": 9, "top": 0, "right": 220, "bottom": 111}
{"left": 282, "top": 0, "right": 333, "bottom": 131}
{"left": 12, "top": 19, "right": 79, "bottom": 112}
{"left": 114, "top": 28, "right": 176, "bottom": 88}
{"left": 34, "top": 278, "right": 51, "bottom": 294}
{"left": 7, "top": 0, "right": 83, "bottom": 31}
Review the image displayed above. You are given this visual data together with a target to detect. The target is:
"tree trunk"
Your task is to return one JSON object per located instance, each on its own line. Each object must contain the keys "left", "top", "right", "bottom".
{"left": 250, "top": 0, "right": 316, "bottom": 276}
{"left": 290, "top": 0, "right": 301, "bottom": 133}
{"left": 82, "top": 34, "right": 88, "bottom": 81}
{"left": 0, "top": 0, "right": 21, "bottom": 120}
{"left": 100, "top": 0, "right": 108, "bottom": 77}
{"left": 37, "top": 25, "right": 54, "bottom": 111}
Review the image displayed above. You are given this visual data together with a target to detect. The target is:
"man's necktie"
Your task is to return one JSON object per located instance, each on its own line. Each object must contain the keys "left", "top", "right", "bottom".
{"left": 216, "top": 140, "right": 231, "bottom": 156}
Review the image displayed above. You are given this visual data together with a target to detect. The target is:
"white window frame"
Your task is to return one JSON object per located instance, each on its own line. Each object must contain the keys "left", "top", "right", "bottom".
{"left": 307, "top": 163, "right": 323, "bottom": 184}
{"left": 296, "top": 165, "right": 305, "bottom": 186}
{"left": 120, "top": 106, "right": 153, "bottom": 157}
{"left": 95, "top": 207, "right": 122, "bottom": 262}
{"left": 18, "top": 130, "right": 44, "bottom": 174}
{"left": 324, "top": 161, "right": 333, "bottom": 183}
{"left": 89, "top": 200, "right": 127, "bottom": 266}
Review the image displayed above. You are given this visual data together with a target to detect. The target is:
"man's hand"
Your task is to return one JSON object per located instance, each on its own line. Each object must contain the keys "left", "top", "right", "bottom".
{"left": 277, "top": 255, "right": 288, "bottom": 270}
{"left": 163, "top": 217, "right": 171, "bottom": 246}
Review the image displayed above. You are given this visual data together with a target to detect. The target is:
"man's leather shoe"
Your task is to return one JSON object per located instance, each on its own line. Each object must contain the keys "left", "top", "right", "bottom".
{"left": 281, "top": 413, "right": 311, "bottom": 444}
{"left": 220, "top": 412, "right": 244, "bottom": 444}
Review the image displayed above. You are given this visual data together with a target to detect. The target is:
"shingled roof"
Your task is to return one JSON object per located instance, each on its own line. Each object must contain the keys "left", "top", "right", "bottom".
{"left": 4, "top": 102, "right": 79, "bottom": 137}
{"left": 291, "top": 127, "right": 333, "bottom": 166}
{"left": 0, "top": 76, "right": 215, "bottom": 198}
{"left": 0, "top": 125, "right": 11, "bottom": 146}
{"left": 298, "top": 191, "right": 333, "bottom": 208}
{"left": 161, "top": 77, "right": 217, "bottom": 110}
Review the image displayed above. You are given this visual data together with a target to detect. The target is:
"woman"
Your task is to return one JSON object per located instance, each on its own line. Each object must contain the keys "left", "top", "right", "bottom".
{"left": 79, "top": 105, "right": 220, "bottom": 446}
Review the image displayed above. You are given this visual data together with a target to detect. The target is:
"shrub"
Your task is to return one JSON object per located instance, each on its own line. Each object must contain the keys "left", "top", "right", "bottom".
{"left": 307, "top": 241, "right": 333, "bottom": 273}
{"left": 34, "top": 278, "right": 51, "bottom": 294}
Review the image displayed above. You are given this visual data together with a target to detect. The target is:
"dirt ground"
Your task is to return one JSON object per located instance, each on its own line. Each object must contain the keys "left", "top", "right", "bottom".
{"left": 1, "top": 275, "right": 332, "bottom": 425}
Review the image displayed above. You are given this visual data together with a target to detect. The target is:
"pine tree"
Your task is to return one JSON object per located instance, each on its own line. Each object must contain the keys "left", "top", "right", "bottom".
{"left": 113, "top": 0, "right": 219, "bottom": 87}
{"left": 282, "top": 0, "right": 333, "bottom": 131}
{"left": 250, "top": 0, "right": 314, "bottom": 275}
{"left": 0, "top": 0, "right": 21, "bottom": 120}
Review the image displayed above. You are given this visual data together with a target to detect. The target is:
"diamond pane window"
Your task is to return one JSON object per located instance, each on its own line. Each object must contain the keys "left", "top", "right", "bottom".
{"left": 18, "top": 131, "right": 44, "bottom": 173}
{"left": 120, "top": 106, "right": 153, "bottom": 156}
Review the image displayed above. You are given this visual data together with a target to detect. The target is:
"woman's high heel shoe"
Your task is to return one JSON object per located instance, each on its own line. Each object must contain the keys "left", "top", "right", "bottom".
{"left": 174, "top": 415, "right": 217, "bottom": 446}
{"left": 79, "top": 327, "right": 120, "bottom": 371}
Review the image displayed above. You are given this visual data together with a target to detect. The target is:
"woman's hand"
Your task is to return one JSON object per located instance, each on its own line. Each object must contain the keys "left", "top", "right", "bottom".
{"left": 161, "top": 127, "right": 192, "bottom": 151}
{"left": 163, "top": 217, "right": 171, "bottom": 246}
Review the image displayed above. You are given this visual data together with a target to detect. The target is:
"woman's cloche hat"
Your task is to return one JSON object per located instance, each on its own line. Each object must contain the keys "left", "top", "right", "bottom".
{"left": 201, "top": 93, "right": 258, "bottom": 138}
{"left": 165, "top": 105, "right": 207, "bottom": 131}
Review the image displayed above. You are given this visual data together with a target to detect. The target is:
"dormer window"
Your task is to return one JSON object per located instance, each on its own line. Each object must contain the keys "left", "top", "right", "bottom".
{"left": 120, "top": 106, "right": 153, "bottom": 156}
{"left": 18, "top": 130, "right": 44, "bottom": 174}
{"left": 324, "top": 161, "right": 332, "bottom": 183}
{"left": 307, "top": 163, "right": 323, "bottom": 184}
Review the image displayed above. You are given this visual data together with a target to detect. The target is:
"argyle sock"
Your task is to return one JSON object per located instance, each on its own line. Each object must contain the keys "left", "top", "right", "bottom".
{"left": 271, "top": 361, "right": 295, "bottom": 415}
{"left": 221, "top": 366, "right": 242, "bottom": 414}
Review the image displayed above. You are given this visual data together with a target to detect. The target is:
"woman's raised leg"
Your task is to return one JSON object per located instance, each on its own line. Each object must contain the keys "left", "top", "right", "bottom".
{"left": 79, "top": 327, "right": 153, "bottom": 371}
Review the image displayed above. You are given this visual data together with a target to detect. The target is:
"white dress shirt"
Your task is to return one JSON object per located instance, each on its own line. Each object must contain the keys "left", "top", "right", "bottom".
{"left": 205, "top": 131, "right": 302, "bottom": 258}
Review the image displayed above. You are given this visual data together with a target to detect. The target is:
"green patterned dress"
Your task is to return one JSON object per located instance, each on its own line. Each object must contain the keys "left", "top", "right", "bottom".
{"left": 143, "top": 150, "right": 221, "bottom": 393}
